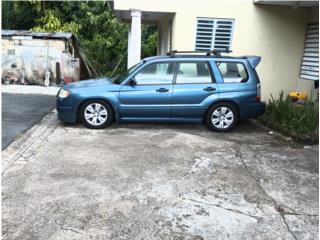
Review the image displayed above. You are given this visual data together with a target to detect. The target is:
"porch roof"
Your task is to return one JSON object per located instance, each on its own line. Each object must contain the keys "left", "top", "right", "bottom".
{"left": 254, "top": 0, "right": 319, "bottom": 7}
{"left": 113, "top": 9, "right": 174, "bottom": 24}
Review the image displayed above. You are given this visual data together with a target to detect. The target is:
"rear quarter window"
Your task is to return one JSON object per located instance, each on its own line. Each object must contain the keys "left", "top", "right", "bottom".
{"left": 216, "top": 62, "right": 248, "bottom": 83}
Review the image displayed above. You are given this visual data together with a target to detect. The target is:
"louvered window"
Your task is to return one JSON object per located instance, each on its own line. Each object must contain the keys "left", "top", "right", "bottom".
{"left": 195, "top": 18, "right": 234, "bottom": 51}
{"left": 300, "top": 22, "right": 319, "bottom": 81}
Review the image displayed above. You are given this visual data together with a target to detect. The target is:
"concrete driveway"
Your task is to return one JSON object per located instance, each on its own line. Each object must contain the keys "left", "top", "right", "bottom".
{"left": 2, "top": 91, "right": 56, "bottom": 150}
{"left": 2, "top": 112, "right": 319, "bottom": 240}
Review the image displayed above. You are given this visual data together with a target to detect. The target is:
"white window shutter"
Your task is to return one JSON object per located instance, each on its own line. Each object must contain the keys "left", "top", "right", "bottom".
{"left": 214, "top": 20, "right": 234, "bottom": 51}
{"left": 195, "top": 18, "right": 215, "bottom": 51}
{"left": 300, "top": 23, "right": 319, "bottom": 81}
{"left": 195, "top": 18, "right": 234, "bottom": 51}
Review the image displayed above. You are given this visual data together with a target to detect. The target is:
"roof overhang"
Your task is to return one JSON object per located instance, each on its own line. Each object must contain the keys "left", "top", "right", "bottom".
{"left": 113, "top": 9, "right": 174, "bottom": 24}
{"left": 254, "top": 0, "right": 319, "bottom": 7}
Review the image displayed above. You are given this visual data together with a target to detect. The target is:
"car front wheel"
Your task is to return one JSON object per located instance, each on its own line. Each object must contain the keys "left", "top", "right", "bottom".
{"left": 205, "top": 102, "right": 239, "bottom": 132}
{"left": 80, "top": 100, "right": 114, "bottom": 129}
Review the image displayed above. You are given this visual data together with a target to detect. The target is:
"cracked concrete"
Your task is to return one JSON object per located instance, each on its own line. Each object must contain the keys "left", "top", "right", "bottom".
{"left": 2, "top": 113, "right": 319, "bottom": 240}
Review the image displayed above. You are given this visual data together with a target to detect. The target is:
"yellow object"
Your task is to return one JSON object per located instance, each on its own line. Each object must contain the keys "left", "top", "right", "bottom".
{"left": 289, "top": 92, "right": 308, "bottom": 100}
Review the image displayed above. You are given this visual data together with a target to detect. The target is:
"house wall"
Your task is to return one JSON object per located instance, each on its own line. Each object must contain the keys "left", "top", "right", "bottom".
{"left": 157, "top": 15, "right": 172, "bottom": 55}
{"left": 309, "top": 6, "right": 319, "bottom": 22}
{"left": 114, "top": 0, "right": 317, "bottom": 100}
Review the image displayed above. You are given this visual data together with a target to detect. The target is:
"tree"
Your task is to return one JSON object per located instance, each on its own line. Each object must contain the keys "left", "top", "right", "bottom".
{"left": 142, "top": 25, "right": 158, "bottom": 59}
{"left": 2, "top": 1, "right": 158, "bottom": 76}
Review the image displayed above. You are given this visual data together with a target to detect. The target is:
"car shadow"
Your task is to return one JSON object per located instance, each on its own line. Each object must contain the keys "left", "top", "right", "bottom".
{"left": 59, "top": 119, "right": 262, "bottom": 133}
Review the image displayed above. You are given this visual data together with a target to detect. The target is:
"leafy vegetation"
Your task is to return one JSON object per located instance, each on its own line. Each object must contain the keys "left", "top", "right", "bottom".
{"left": 2, "top": 1, "right": 158, "bottom": 76}
{"left": 259, "top": 92, "right": 319, "bottom": 143}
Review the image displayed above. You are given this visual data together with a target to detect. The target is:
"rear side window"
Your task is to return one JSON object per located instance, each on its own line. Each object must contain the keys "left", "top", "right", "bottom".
{"left": 176, "top": 62, "right": 213, "bottom": 84}
{"left": 216, "top": 62, "right": 248, "bottom": 83}
{"left": 135, "top": 62, "right": 175, "bottom": 85}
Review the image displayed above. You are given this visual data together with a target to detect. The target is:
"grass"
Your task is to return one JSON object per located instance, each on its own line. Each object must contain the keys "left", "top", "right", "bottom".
{"left": 259, "top": 92, "right": 319, "bottom": 144}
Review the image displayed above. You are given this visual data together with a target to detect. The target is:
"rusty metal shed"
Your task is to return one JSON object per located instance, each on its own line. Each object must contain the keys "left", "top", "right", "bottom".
{"left": 2, "top": 30, "right": 99, "bottom": 85}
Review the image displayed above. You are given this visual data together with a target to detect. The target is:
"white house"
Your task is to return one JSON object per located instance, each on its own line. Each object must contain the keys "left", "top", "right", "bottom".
{"left": 112, "top": 0, "right": 319, "bottom": 100}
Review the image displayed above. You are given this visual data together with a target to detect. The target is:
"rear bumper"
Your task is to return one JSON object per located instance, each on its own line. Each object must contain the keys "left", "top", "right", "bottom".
{"left": 240, "top": 102, "right": 265, "bottom": 120}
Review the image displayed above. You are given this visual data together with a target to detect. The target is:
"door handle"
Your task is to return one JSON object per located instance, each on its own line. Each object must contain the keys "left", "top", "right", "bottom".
{"left": 203, "top": 87, "right": 216, "bottom": 92}
{"left": 156, "top": 88, "right": 169, "bottom": 92}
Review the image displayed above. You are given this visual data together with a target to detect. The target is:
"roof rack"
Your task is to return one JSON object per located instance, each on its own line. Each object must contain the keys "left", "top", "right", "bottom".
{"left": 167, "top": 49, "right": 232, "bottom": 57}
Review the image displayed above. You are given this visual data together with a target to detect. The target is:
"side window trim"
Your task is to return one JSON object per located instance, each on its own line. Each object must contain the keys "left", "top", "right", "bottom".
{"left": 132, "top": 61, "right": 176, "bottom": 86}
{"left": 215, "top": 61, "right": 249, "bottom": 84}
{"left": 173, "top": 61, "right": 216, "bottom": 84}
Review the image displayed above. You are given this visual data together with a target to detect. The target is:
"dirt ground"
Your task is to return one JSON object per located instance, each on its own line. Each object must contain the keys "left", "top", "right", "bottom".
{"left": 2, "top": 112, "right": 319, "bottom": 240}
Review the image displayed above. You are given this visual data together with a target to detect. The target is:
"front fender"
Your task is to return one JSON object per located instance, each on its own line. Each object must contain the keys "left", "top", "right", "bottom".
{"left": 75, "top": 91, "right": 120, "bottom": 122}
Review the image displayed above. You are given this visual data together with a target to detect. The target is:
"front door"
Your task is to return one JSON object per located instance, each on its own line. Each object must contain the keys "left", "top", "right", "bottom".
{"left": 119, "top": 62, "right": 175, "bottom": 119}
{"left": 171, "top": 61, "right": 219, "bottom": 119}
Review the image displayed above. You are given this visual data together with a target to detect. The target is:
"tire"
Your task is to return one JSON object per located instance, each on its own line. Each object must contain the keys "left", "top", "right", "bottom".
{"left": 205, "top": 102, "right": 239, "bottom": 132}
{"left": 79, "top": 100, "right": 114, "bottom": 129}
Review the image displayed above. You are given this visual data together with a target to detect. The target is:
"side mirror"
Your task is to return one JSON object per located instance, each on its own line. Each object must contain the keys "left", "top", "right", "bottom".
{"left": 128, "top": 78, "right": 137, "bottom": 86}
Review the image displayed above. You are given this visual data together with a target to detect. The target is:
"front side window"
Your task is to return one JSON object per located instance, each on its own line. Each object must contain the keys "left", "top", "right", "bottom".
{"left": 112, "top": 61, "right": 143, "bottom": 84}
{"left": 217, "top": 62, "right": 248, "bottom": 83}
{"left": 176, "top": 62, "right": 213, "bottom": 84}
{"left": 135, "top": 62, "right": 174, "bottom": 85}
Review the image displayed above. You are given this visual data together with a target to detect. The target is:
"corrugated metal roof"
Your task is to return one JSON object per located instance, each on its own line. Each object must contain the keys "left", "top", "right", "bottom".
{"left": 2, "top": 30, "right": 74, "bottom": 39}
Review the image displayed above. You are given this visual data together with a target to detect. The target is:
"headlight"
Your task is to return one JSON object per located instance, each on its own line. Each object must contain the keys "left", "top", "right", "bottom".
{"left": 58, "top": 89, "right": 71, "bottom": 98}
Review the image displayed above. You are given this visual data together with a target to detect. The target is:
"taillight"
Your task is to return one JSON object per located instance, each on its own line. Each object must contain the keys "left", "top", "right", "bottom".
{"left": 256, "top": 83, "right": 261, "bottom": 102}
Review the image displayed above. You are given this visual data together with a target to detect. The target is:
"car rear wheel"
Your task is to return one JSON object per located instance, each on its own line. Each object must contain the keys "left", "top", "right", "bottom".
{"left": 205, "top": 102, "right": 239, "bottom": 132}
{"left": 80, "top": 100, "right": 114, "bottom": 129}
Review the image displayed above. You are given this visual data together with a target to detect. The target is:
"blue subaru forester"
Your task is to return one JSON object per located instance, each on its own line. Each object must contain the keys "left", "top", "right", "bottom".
{"left": 56, "top": 50, "right": 265, "bottom": 132}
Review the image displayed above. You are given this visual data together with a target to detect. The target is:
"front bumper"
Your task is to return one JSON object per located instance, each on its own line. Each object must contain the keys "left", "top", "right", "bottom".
{"left": 56, "top": 98, "right": 77, "bottom": 123}
{"left": 56, "top": 107, "right": 77, "bottom": 123}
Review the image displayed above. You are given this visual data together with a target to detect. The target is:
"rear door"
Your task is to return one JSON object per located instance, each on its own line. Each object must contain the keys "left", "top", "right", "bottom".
{"left": 119, "top": 62, "right": 175, "bottom": 119}
{"left": 171, "top": 61, "right": 219, "bottom": 119}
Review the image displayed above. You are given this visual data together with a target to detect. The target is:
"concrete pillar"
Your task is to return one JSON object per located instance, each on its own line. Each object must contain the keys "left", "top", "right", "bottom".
{"left": 127, "top": 9, "right": 141, "bottom": 69}
{"left": 127, "top": 26, "right": 132, "bottom": 69}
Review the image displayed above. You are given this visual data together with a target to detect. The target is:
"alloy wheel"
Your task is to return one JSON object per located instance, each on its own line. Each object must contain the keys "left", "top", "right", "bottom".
{"left": 84, "top": 103, "right": 108, "bottom": 126}
{"left": 211, "top": 106, "right": 234, "bottom": 129}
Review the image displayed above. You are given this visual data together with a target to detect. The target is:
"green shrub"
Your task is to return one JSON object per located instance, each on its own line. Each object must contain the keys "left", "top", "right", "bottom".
{"left": 259, "top": 92, "right": 319, "bottom": 143}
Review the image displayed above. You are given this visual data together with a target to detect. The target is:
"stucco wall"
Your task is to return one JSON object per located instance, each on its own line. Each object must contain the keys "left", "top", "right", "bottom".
{"left": 309, "top": 7, "right": 319, "bottom": 22}
{"left": 158, "top": 16, "right": 170, "bottom": 55}
{"left": 114, "top": 0, "right": 317, "bottom": 100}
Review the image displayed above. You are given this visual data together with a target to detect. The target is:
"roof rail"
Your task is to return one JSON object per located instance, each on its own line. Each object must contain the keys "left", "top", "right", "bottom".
{"left": 167, "top": 49, "right": 232, "bottom": 57}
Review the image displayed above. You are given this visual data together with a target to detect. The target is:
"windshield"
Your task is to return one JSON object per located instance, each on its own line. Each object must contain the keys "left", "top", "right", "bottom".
{"left": 112, "top": 62, "right": 143, "bottom": 84}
